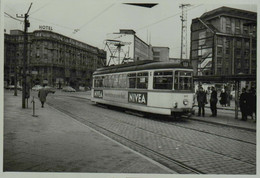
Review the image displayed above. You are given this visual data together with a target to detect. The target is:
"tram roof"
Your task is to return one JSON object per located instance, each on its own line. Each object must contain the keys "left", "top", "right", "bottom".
{"left": 93, "top": 60, "right": 192, "bottom": 75}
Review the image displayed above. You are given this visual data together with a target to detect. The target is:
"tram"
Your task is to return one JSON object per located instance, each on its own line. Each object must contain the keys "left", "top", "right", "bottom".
{"left": 91, "top": 60, "right": 195, "bottom": 118}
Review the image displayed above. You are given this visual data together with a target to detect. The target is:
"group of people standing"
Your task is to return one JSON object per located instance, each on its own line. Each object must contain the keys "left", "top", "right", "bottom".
{"left": 196, "top": 85, "right": 256, "bottom": 121}
{"left": 196, "top": 86, "right": 217, "bottom": 117}
{"left": 239, "top": 87, "right": 256, "bottom": 121}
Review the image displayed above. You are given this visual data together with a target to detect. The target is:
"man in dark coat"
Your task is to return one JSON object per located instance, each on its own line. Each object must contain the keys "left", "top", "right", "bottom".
{"left": 210, "top": 86, "right": 218, "bottom": 117}
{"left": 197, "top": 87, "right": 207, "bottom": 117}
{"left": 239, "top": 88, "right": 249, "bottom": 121}
{"left": 38, "top": 85, "right": 48, "bottom": 108}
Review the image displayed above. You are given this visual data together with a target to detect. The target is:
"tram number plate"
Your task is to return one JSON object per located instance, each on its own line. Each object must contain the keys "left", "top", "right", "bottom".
{"left": 128, "top": 92, "right": 147, "bottom": 105}
{"left": 94, "top": 90, "right": 103, "bottom": 98}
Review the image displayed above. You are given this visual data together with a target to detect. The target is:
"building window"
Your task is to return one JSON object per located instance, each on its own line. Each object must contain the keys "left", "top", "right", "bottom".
{"left": 235, "top": 19, "right": 240, "bottom": 34}
{"left": 226, "top": 18, "right": 231, "bottom": 34}
{"left": 236, "top": 39, "right": 242, "bottom": 48}
{"left": 245, "top": 40, "right": 250, "bottom": 49}
{"left": 235, "top": 49, "right": 241, "bottom": 57}
{"left": 153, "top": 57, "right": 160, "bottom": 61}
{"left": 226, "top": 26, "right": 231, "bottom": 34}
{"left": 153, "top": 51, "right": 160, "bottom": 56}
{"left": 243, "top": 25, "right": 249, "bottom": 35}
{"left": 244, "top": 49, "right": 250, "bottom": 58}
{"left": 236, "top": 59, "right": 241, "bottom": 68}
{"left": 217, "top": 57, "right": 222, "bottom": 65}
{"left": 217, "top": 47, "right": 222, "bottom": 56}
{"left": 217, "top": 68, "right": 222, "bottom": 75}
{"left": 217, "top": 37, "right": 223, "bottom": 45}
{"left": 225, "top": 48, "right": 230, "bottom": 55}
{"left": 225, "top": 68, "right": 229, "bottom": 74}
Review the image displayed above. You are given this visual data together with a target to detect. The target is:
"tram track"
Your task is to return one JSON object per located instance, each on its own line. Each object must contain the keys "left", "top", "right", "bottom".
{"left": 47, "top": 101, "right": 204, "bottom": 174}
{"left": 66, "top": 95, "right": 256, "bottom": 145}
{"left": 152, "top": 118, "right": 256, "bottom": 145}
{"left": 47, "top": 95, "right": 256, "bottom": 173}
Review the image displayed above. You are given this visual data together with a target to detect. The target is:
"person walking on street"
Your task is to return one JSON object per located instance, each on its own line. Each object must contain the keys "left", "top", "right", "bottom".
{"left": 210, "top": 86, "right": 218, "bottom": 117}
{"left": 38, "top": 85, "right": 48, "bottom": 108}
{"left": 197, "top": 86, "right": 207, "bottom": 117}
{"left": 239, "top": 88, "right": 248, "bottom": 121}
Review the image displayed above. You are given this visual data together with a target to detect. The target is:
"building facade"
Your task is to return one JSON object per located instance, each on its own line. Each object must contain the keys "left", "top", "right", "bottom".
{"left": 152, "top": 46, "right": 169, "bottom": 62}
{"left": 4, "top": 30, "right": 106, "bottom": 90}
{"left": 105, "top": 29, "right": 154, "bottom": 65}
{"left": 190, "top": 6, "right": 257, "bottom": 76}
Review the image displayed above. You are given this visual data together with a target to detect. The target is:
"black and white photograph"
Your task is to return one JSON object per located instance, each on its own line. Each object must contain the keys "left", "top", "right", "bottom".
{"left": 1, "top": 0, "right": 258, "bottom": 177}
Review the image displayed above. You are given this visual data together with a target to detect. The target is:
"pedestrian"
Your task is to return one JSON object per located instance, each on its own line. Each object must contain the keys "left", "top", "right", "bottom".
{"left": 247, "top": 88, "right": 256, "bottom": 120}
{"left": 219, "top": 89, "right": 227, "bottom": 107}
{"left": 239, "top": 88, "right": 248, "bottom": 121}
{"left": 210, "top": 86, "right": 218, "bottom": 117}
{"left": 38, "top": 85, "right": 48, "bottom": 108}
{"left": 225, "top": 86, "right": 231, "bottom": 107}
{"left": 197, "top": 86, "right": 207, "bottom": 117}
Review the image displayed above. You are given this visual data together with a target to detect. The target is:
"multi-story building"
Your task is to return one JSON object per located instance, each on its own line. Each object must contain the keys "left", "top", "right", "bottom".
{"left": 190, "top": 6, "right": 257, "bottom": 76}
{"left": 106, "top": 29, "right": 172, "bottom": 64}
{"left": 4, "top": 30, "right": 106, "bottom": 89}
{"left": 105, "top": 29, "right": 153, "bottom": 65}
{"left": 152, "top": 46, "right": 169, "bottom": 62}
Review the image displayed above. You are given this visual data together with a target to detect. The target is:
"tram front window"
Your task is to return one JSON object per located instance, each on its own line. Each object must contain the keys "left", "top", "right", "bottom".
{"left": 153, "top": 71, "right": 173, "bottom": 90}
{"left": 174, "top": 71, "right": 193, "bottom": 90}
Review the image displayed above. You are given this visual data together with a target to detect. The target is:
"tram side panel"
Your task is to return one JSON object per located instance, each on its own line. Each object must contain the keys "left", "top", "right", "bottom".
{"left": 91, "top": 89, "right": 193, "bottom": 116}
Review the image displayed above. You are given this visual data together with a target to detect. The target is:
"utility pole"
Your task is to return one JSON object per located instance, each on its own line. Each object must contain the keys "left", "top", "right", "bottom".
{"left": 17, "top": 3, "right": 32, "bottom": 108}
{"left": 179, "top": 4, "right": 190, "bottom": 60}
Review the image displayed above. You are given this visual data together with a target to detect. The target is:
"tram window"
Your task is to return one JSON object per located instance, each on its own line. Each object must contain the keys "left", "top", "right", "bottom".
{"left": 153, "top": 71, "right": 173, "bottom": 89}
{"left": 113, "top": 75, "right": 118, "bottom": 88}
{"left": 94, "top": 76, "right": 104, "bottom": 88}
{"left": 118, "top": 74, "right": 127, "bottom": 88}
{"left": 128, "top": 73, "right": 136, "bottom": 88}
{"left": 137, "top": 72, "right": 148, "bottom": 89}
{"left": 103, "top": 75, "right": 109, "bottom": 87}
{"left": 174, "top": 71, "right": 193, "bottom": 90}
{"left": 108, "top": 75, "right": 113, "bottom": 88}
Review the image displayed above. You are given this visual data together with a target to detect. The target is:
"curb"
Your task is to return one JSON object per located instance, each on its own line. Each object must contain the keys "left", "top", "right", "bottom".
{"left": 188, "top": 117, "right": 256, "bottom": 132}
{"left": 68, "top": 94, "right": 255, "bottom": 132}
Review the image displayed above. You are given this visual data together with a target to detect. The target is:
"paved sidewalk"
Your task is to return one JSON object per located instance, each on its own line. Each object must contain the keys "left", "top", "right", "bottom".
{"left": 70, "top": 91, "right": 256, "bottom": 132}
{"left": 3, "top": 90, "right": 174, "bottom": 173}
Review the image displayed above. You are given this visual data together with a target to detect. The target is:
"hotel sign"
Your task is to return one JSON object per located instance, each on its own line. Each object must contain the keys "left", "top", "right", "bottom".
{"left": 39, "top": 25, "right": 53, "bottom": 31}
{"left": 128, "top": 92, "right": 147, "bottom": 105}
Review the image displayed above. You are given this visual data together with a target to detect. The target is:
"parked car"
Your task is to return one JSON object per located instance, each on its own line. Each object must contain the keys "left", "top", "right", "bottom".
{"left": 44, "top": 86, "right": 56, "bottom": 94}
{"left": 7, "top": 85, "right": 15, "bottom": 90}
{"left": 32, "top": 85, "right": 43, "bottom": 91}
{"left": 62, "top": 86, "right": 76, "bottom": 92}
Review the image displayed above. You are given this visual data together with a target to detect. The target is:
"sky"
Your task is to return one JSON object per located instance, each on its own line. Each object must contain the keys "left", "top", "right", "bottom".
{"left": 3, "top": 0, "right": 258, "bottom": 58}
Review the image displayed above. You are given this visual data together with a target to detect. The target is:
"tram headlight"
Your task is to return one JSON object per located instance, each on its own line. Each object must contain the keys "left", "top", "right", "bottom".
{"left": 183, "top": 99, "right": 188, "bottom": 106}
{"left": 174, "top": 102, "right": 178, "bottom": 108}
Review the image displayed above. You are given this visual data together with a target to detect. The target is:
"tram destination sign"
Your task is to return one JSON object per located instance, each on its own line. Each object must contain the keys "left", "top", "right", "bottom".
{"left": 94, "top": 90, "right": 103, "bottom": 98}
{"left": 128, "top": 92, "right": 147, "bottom": 105}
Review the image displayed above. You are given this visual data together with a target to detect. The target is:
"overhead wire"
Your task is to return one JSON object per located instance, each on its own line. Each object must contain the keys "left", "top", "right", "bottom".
{"left": 136, "top": 4, "right": 203, "bottom": 32}
{"left": 4, "top": 12, "right": 23, "bottom": 23}
{"left": 72, "top": 3, "right": 116, "bottom": 35}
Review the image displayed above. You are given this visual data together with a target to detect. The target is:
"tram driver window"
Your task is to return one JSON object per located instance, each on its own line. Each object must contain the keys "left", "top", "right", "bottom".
{"left": 153, "top": 71, "right": 173, "bottom": 90}
{"left": 137, "top": 72, "right": 148, "bottom": 89}
{"left": 174, "top": 71, "right": 192, "bottom": 90}
{"left": 94, "top": 76, "right": 103, "bottom": 88}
